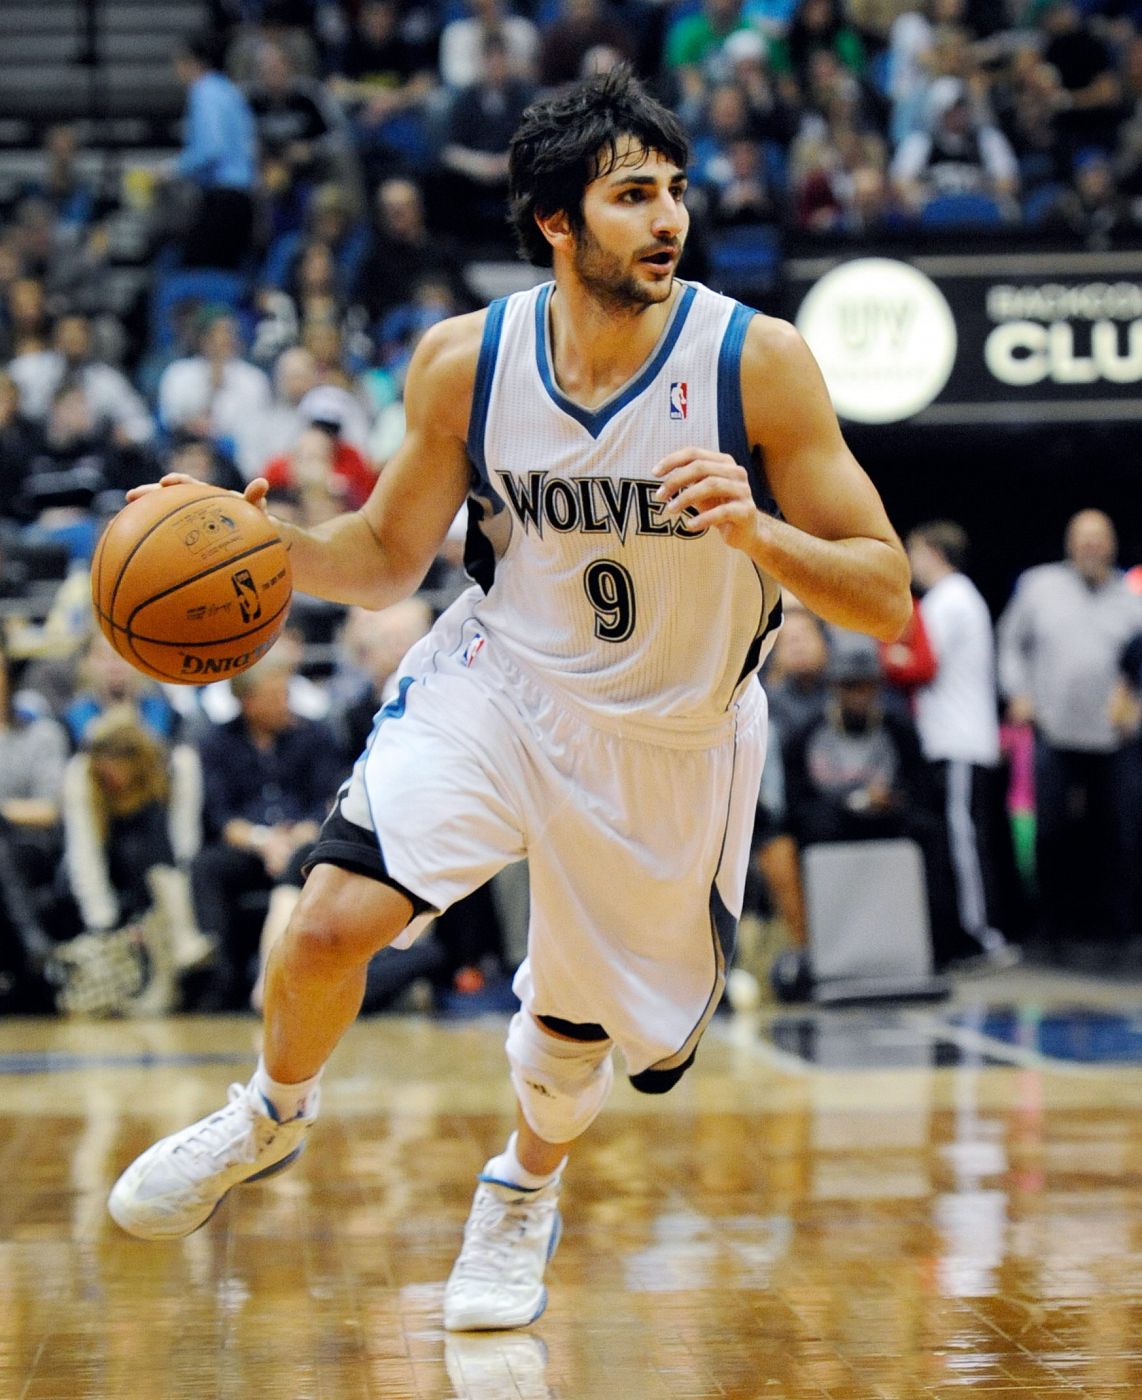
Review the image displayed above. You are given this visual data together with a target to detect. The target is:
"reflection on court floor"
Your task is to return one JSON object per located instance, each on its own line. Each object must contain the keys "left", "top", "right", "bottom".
{"left": 4, "top": 962, "right": 1142, "bottom": 1399}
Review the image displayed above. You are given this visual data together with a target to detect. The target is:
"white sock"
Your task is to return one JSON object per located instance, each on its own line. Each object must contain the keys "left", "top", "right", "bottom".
{"left": 254, "top": 1057, "right": 322, "bottom": 1122}
{"left": 483, "top": 1131, "right": 565, "bottom": 1190}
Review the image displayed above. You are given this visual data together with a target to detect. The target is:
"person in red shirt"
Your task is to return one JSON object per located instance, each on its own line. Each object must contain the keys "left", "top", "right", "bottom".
{"left": 262, "top": 418, "right": 376, "bottom": 510}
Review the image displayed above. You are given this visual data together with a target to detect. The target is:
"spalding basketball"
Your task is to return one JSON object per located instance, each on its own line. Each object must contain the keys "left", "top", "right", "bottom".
{"left": 91, "top": 482, "right": 292, "bottom": 684}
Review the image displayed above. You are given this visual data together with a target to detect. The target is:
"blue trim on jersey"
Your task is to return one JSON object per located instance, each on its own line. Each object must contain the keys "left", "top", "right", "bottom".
{"left": 467, "top": 296, "right": 509, "bottom": 509}
{"left": 534, "top": 281, "right": 698, "bottom": 439}
{"left": 378, "top": 675, "right": 414, "bottom": 723}
{"left": 716, "top": 302, "right": 755, "bottom": 470}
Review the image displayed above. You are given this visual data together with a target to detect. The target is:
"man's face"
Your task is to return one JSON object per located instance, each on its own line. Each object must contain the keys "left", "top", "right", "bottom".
{"left": 55, "top": 315, "right": 90, "bottom": 364}
{"left": 571, "top": 142, "right": 688, "bottom": 313}
{"left": 1066, "top": 510, "right": 1116, "bottom": 582}
{"left": 242, "top": 673, "right": 293, "bottom": 733}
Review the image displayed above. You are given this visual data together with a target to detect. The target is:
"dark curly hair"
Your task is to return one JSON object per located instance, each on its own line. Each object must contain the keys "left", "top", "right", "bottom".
{"left": 508, "top": 66, "right": 691, "bottom": 269}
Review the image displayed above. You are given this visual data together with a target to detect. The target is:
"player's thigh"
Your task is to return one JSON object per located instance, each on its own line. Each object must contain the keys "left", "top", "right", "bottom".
{"left": 286, "top": 862, "right": 415, "bottom": 967}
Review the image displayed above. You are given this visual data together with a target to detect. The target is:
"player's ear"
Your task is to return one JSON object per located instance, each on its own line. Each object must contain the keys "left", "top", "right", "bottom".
{"left": 534, "top": 207, "right": 573, "bottom": 254}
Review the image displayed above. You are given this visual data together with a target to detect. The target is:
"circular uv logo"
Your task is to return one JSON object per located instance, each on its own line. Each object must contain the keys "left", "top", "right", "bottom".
{"left": 796, "top": 258, "right": 957, "bottom": 424}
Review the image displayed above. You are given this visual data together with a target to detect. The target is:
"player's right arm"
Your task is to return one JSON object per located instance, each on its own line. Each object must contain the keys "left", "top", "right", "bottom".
{"left": 134, "top": 313, "right": 482, "bottom": 611}
{"left": 269, "top": 316, "right": 478, "bottom": 609}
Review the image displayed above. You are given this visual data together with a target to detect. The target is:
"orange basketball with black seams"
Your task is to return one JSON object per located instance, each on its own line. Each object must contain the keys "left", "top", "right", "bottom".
{"left": 91, "top": 482, "right": 293, "bottom": 684}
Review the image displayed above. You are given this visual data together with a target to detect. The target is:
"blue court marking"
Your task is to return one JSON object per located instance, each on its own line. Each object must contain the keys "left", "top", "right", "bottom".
{"left": 0, "top": 1051, "right": 251, "bottom": 1076}
{"left": 945, "top": 1005, "right": 1142, "bottom": 1064}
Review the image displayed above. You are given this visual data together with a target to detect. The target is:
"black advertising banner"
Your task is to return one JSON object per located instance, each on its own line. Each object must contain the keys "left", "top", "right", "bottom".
{"left": 786, "top": 248, "right": 1142, "bottom": 426}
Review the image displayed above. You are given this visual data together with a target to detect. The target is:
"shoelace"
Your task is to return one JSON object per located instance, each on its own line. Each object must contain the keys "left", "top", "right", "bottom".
{"left": 169, "top": 1083, "right": 273, "bottom": 1178}
{"left": 455, "top": 1187, "right": 552, "bottom": 1282}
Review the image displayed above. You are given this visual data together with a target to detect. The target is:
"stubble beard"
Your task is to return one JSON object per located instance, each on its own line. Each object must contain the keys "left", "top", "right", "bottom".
{"left": 572, "top": 229, "right": 673, "bottom": 317}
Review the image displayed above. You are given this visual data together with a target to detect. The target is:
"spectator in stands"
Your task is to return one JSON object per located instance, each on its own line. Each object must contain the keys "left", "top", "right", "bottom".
{"left": 994, "top": 48, "right": 1069, "bottom": 198}
{"left": 5, "top": 277, "right": 50, "bottom": 359}
{"left": 751, "top": 606, "right": 832, "bottom": 951}
{"left": 166, "top": 30, "right": 258, "bottom": 270}
{"left": 1038, "top": 0, "right": 1121, "bottom": 163}
{"left": 782, "top": 642, "right": 962, "bottom": 965}
{"left": 328, "top": 0, "right": 440, "bottom": 183}
{"left": 1040, "top": 147, "right": 1137, "bottom": 246}
{"left": 300, "top": 312, "right": 370, "bottom": 389}
{"left": 538, "top": 0, "right": 636, "bottom": 89}
{"left": 664, "top": 0, "right": 756, "bottom": 119}
{"left": 0, "top": 634, "right": 62, "bottom": 1007}
{"left": 8, "top": 313, "right": 155, "bottom": 447}
{"left": 189, "top": 652, "right": 343, "bottom": 1009}
{"left": 63, "top": 632, "right": 178, "bottom": 749}
{"left": 233, "top": 344, "right": 318, "bottom": 477}
{"left": 1114, "top": 32, "right": 1142, "bottom": 205}
{"left": 17, "top": 384, "right": 148, "bottom": 540}
{"left": 907, "top": 521, "right": 1017, "bottom": 966}
{"left": 436, "top": 34, "right": 536, "bottom": 246}
{"left": 890, "top": 75, "right": 1019, "bottom": 217}
{"left": 997, "top": 509, "right": 1142, "bottom": 955}
{"left": 0, "top": 627, "right": 67, "bottom": 860}
{"left": 223, "top": 0, "right": 322, "bottom": 82}
{"left": 769, "top": 0, "right": 867, "bottom": 91}
{"left": 62, "top": 708, "right": 211, "bottom": 1010}
{"left": 246, "top": 39, "right": 349, "bottom": 202}
{"left": 263, "top": 420, "right": 376, "bottom": 517}
{"left": 352, "top": 177, "right": 473, "bottom": 328}
{"left": 0, "top": 372, "right": 41, "bottom": 526}
{"left": 439, "top": 0, "right": 540, "bottom": 89}
{"left": 24, "top": 125, "right": 96, "bottom": 236}
{"left": 262, "top": 183, "right": 370, "bottom": 298}
{"left": 164, "top": 429, "right": 246, "bottom": 494}
{"left": 157, "top": 308, "right": 273, "bottom": 450}
{"left": 377, "top": 275, "right": 461, "bottom": 379}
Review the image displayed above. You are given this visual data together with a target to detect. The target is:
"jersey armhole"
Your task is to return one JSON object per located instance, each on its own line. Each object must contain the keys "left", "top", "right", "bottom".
{"left": 466, "top": 296, "right": 509, "bottom": 505}
{"left": 716, "top": 302, "right": 776, "bottom": 515}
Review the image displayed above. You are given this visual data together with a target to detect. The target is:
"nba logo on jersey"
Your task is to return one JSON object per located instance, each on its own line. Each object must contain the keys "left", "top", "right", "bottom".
{"left": 669, "top": 382, "right": 688, "bottom": 420}
{"left": 462, "top": 633, "right": 486, "bottom": 667}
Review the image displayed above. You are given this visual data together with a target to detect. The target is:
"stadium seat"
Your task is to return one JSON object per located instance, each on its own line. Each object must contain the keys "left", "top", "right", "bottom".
{"left": 919, "top": 192, "right": 1005, "bottom": 227}
{"left": 149, "top": 269, "right": 250, "bottom": 352}
{"left": 706, "top": 224, "right": 781, "bottom": 301}
{"left": 1022, "top": 183, "right": 1064, "bottom": 227}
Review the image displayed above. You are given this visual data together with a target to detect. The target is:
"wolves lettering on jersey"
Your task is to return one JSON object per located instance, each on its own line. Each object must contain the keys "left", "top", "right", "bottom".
{"left": 464, "top": 279, "right": 783, "bottom": 724}
{"left": 498, "top": 470, "right": 706, "bottom": 541}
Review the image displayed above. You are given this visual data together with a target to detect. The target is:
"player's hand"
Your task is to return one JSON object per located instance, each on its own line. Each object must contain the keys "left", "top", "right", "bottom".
{"left": 125, "top": 473, "right": 271, "bottom": 514}
{"left": 652, "top": 449, "right": 760, "bottom": 553}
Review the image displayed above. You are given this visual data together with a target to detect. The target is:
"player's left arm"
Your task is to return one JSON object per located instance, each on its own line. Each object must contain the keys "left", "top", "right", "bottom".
{"left": 653, "top": 315, "right": 912, "bottom": 641}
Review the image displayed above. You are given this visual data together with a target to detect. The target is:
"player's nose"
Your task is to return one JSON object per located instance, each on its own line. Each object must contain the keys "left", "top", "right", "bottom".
{"left": 650, "top": 190, "right": 684, "bottom": 237}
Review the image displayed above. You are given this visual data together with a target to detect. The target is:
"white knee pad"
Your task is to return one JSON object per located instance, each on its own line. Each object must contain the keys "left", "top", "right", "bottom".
{"left": 505, "top": 1011, "right": 615, "bottom": 1143}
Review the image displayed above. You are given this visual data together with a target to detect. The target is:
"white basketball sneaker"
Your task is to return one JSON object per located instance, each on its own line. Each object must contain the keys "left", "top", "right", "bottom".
{"left": 108, "top": 1079, "right": 316, "bottom": 1240}
{"left": 443, "top": 1170, "right": 563, "bottom": 1332}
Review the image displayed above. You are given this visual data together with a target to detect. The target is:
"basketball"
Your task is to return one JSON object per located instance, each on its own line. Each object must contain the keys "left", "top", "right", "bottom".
{"left": 91, "top": 482, "right": 293, "bottom": 684}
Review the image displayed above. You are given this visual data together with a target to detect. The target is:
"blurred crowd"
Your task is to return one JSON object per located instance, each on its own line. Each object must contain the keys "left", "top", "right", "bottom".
{"left": 2, "top": 0, "right": 1142, "bottom": 1014}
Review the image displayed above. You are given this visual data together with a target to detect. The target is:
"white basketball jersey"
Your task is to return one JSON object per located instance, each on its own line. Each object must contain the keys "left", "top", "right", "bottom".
{"left": 464, "top": 279, "right": 782, "bottom": 727}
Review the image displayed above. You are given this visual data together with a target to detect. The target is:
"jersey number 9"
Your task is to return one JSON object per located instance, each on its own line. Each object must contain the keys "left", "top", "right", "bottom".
{"left": 583, "top": 559, "right": 636, "bottom": 644}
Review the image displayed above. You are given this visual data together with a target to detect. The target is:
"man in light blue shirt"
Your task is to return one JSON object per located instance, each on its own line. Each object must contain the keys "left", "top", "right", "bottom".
{"left": 170, "top": 32, "right": 258, "bottom": 268}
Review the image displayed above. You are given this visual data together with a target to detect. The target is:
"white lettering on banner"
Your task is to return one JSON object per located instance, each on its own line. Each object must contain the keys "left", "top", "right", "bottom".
{"left": 985, "top": 319, "right": 1142, "bottom": 387}
{"left": 987, "top": 282, "right": 1142, "bottom": 322}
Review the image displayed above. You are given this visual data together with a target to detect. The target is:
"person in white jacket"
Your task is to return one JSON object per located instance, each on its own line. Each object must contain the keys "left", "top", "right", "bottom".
{"left": 62, "top": 708, "right": 212, "bottom": 1005}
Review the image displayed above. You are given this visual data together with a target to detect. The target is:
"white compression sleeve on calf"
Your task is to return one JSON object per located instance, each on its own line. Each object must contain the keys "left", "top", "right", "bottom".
{"left": 505, "top": 1010, "right": 615, "bottom": 1144}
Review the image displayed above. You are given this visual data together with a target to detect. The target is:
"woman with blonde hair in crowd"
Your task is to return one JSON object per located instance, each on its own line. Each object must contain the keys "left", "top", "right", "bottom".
{"left": 61, "top": 707, "right": 212, "bottom": 1011}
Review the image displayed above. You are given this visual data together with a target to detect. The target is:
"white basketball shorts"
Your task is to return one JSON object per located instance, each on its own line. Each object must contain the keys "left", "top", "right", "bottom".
{"left": 324, "top": 596, "right": 768, "bottom": 1079}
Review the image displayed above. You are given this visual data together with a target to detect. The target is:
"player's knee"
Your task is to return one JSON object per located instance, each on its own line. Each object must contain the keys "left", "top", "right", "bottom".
{"left": 284, "top": 883, "right": 399, "bottom": 976}
{"left": 506, "top": 1010, "right": 614, "bottom": 1143}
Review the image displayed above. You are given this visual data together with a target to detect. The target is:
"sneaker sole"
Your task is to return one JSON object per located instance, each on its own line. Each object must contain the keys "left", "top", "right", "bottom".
{"left": 109, "top": 1142, "right": 306, "bottom": 1241}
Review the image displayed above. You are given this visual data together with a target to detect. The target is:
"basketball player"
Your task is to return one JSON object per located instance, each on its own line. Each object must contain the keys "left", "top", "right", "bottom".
{"left": 109, "top": 68, "right": 911, "bottom": 1331}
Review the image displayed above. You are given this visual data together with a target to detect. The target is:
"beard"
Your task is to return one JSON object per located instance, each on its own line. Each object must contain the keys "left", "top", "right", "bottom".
{"left": 571, "top": 223, "right": 676, "bottom": 316}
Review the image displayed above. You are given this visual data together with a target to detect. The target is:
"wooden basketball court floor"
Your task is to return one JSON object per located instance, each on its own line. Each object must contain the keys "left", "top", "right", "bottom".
{"left": 4, "top": 965, "right": 1142, "bottom": 1400}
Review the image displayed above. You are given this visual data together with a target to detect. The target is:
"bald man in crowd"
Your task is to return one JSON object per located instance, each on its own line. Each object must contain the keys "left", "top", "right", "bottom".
{"left": 997, "top": 510, "right": 1142, "bottom": 958}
